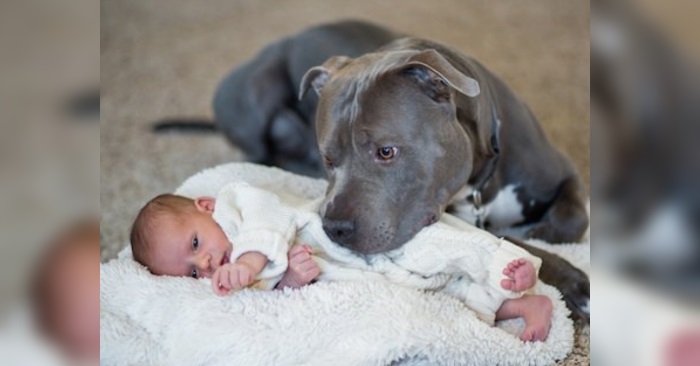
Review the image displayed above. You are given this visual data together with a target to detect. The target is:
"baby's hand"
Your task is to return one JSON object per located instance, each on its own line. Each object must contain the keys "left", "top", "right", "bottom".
{"left": 211, "top": 261, "right": 257, "bottom": 296}
{"left": 276, "top": 244, "right": 320, "bottom": 289}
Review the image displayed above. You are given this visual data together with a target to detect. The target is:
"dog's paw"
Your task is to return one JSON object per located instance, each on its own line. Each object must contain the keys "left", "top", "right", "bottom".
{"left": 561, "top": 277, "right": 590, "bottom": 324}
{"left": 548, "top": 265, "right": 590, "bottom": 324}
{"left": 535, "top": 250, "right": 590, "bottom": 323}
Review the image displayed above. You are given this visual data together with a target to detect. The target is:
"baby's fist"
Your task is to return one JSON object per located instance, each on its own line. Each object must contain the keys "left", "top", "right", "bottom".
{"left": 212, "top": 262, "right": 256, "bottom": 296}
{"left": 276, "top": 244, "right": 320, "bottom": 289}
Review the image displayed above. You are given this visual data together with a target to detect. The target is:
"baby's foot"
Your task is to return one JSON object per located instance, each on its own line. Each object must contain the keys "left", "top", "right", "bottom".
{"left": 501, "top": 258, "right": 537, "bottom": 291}
{"left": 519, "top": 295, "right": 553, "bottom": 342}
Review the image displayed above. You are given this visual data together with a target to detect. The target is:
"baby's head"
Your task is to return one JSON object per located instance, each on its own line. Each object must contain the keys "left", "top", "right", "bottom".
{"left": 130, "top": 194, "right": 232, "bottom": 278}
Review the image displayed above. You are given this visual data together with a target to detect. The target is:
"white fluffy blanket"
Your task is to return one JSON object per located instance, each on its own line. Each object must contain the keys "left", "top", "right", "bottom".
{"left": 100, "top": 163, "right": 589, "bottom": 366}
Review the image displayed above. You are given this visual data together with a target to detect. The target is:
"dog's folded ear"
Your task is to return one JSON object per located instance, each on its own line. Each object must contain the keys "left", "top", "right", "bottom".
{"left": 299, "top": 56, "right": 351, "bottom": 100}
{"left": 299, "top": 67, "right": 328, "bottom": 100}
{"left": 400, "top": 49, "right": 497, "bottom": 162}
{"left": 401, "top": 49, "right": 480, "bottom": 101}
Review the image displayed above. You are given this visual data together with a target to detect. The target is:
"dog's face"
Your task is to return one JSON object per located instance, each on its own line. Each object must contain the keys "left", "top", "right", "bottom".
{"left": 301, "top": 49, "right": 483, "bottom": 254}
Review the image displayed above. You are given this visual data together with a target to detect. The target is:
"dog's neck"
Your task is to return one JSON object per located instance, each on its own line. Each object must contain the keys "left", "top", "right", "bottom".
{"left": 460, "top": 103, "right": 501, "bottom": 228}
{"left": 469, "top": 103, "right": 501, "bottom": 193}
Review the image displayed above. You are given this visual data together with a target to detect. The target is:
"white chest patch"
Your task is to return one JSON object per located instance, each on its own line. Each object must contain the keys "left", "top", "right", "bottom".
{"left": 450, "top": 185, "right": 525, "bottom": 229}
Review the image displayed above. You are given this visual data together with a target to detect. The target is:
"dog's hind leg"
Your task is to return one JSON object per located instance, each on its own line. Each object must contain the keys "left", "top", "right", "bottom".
{"left": 269, "top": 108, "right": 322, "bottom": 175}
{"left": 527, "top": 176, "right": 590, "bottom": 244}
{"left": 214, "top": 41, "right": 299, "bottom": 166}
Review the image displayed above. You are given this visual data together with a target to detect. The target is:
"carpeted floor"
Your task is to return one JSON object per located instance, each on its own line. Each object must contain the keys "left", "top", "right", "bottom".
{"left": 100, "top": 1, "right": 589, "bottom": 364}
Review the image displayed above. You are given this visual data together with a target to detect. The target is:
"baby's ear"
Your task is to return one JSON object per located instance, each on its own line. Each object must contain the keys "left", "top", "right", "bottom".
{"left": 194, "top": 197, "right": 216, "bottom": 213}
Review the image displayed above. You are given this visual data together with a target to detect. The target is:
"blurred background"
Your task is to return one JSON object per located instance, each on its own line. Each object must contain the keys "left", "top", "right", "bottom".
{"left": 0, "top": 0, "right": 98, "bottom": 364}
{"left": 591, "top": 0, "right": 700, "bottom": 365}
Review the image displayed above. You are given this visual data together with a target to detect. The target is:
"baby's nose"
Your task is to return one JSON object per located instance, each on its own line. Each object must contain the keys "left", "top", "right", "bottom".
{"left": 195, "top": 253, "right": 212, "bottom": 271}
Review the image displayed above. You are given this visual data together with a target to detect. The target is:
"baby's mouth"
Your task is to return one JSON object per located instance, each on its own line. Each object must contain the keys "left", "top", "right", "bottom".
{"left": 220, "top": 253, "right": 229, "bottom": 267}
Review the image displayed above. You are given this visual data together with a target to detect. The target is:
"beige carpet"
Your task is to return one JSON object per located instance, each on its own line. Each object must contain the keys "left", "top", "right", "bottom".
{"left": 101, "top": 1, "right": 589, "bottom": 364}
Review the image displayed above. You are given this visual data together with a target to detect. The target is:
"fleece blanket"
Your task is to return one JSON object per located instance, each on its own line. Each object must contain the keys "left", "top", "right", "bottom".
{"left": 100, "top": 162, "right": 589, "bottom": 366}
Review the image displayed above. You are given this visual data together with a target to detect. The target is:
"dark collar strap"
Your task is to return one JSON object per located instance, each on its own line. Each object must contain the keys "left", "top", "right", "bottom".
{"left": 469, "top": 104, "right": 502, "bottom": 200}
{"left": 468, "top": 104, "right": 501, "bottom": 228}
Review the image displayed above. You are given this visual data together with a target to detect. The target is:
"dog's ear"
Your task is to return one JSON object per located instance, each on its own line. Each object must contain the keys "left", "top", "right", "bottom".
{"left": 402, "top": 50, "right": 497, "bottom": 162}
{"left": 299, "top": 56, "right": 351, "bottom": 100}
{"left": 400, "top": 49, "right": 480, "bottom": 101}
{"left": 299, "top": 67, "right": 329, "bottom": 100}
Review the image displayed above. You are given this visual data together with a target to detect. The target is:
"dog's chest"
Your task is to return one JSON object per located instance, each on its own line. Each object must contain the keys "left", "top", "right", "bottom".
{"left": 449, "top": 185, "right": 525, "bottom": 229}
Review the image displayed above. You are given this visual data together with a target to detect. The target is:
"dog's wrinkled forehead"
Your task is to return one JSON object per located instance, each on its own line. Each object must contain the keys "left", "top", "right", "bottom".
{"left": 327, "top": 51, "right": 419, "bottom": 123}
{"left": 301, "top": 48, "right": 480, "bottom": 128}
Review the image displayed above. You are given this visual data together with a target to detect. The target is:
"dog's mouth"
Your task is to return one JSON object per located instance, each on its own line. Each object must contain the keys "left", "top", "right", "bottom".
{"left": 422, "top": 213, "right": 439, "bottom": 227}
{"left": 340, "top": 211, "right": 440, "bottom": 255}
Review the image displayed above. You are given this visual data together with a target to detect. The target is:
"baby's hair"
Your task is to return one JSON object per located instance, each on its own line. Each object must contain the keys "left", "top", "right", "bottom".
{"left": 130, "top": 194, "right": 195, "bottom": 267}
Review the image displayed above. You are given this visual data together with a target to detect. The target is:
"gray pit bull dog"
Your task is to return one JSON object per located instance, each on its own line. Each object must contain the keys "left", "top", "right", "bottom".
{"left": 156, "top": 20, "right": 589, "bottom": 321}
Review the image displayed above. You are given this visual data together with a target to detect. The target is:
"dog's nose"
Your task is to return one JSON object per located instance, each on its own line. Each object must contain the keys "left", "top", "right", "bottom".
{"left": 322, "top": 217, "right": 356, "bottom": 243}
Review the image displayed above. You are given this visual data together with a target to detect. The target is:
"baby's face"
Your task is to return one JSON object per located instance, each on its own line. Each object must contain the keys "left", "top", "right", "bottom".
{"left": 148, "top": 197, "right": 232, "bottom": 278}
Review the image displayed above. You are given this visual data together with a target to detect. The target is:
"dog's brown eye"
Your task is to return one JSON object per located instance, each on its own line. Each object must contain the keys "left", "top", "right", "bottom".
{"left": 377, "top": 146, "right": 397, "bottom": 160}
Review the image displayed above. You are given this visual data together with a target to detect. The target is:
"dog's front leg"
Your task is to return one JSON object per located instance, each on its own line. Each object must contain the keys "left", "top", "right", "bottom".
{"left": 506, "top": 236, "right": 590, "bottom": 324}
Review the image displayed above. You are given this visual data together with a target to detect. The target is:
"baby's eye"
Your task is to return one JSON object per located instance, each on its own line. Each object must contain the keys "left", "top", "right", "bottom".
{"left": 192, "top": 236, "right": 199, "bottom": 250}
{"left": 190, "top": 268, "right": 198, "bottom": 279}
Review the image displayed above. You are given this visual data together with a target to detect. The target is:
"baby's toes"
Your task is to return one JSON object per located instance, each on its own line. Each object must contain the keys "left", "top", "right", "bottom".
{"left": 530, "top": 326, "right": 547, "bottom": 342}
{"left": 501, "top": 279, "right": 514, "bottom": 290}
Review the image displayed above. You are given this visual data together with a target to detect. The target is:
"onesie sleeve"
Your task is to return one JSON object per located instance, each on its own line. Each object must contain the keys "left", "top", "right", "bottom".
{"left": 212, "top": 182, "right": 296, "bottom": 280}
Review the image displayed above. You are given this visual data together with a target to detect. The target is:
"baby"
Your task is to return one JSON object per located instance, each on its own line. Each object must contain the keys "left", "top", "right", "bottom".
{"left": 131, "top": 182, "right": 552, "bottom": 341}
{"left": 129, "top": 193, "right": 318, "bottom": 291}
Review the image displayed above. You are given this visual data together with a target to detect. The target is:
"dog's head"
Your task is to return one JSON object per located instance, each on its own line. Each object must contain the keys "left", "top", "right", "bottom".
{"left": 300, "top": 48, "right": 493, "bottom": 254}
